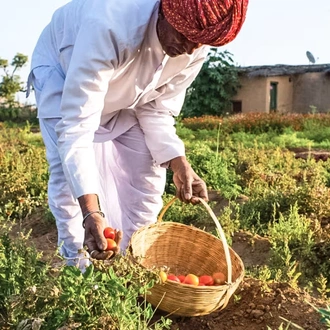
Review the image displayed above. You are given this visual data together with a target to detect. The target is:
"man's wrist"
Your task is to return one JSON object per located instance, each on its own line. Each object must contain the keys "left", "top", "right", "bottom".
{"left": 78, "top": 194, "right": 100, "bottom": 214}
{"left": 169, "top": 156, "right": 188, "bottom": 172}
{"left": 82, "top": 210, "right": 105, "bottom": 228}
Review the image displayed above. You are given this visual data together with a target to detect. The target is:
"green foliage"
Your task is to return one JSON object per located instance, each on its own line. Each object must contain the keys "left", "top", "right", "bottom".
{"left": 0, "top": 53, "right": 28, "bottom": 106}
{"left": 267, "top": 204, "right": 314, "bottom": 283}
{"left": 0, "top": 104, "right": 38, "bottom": 123}
{"left": 0, "top": 123, "right": 48, "bottom": 221}
{"left": 308, "top": 302, "right": 330, "bottom": 328}
{"left": 0, "top": 224, "right": 171, "bottom": 330}
{"left": 160, "top": 194, "right": 211, "bottom": 227}
{"left": 235, "top": 146, "right": 330, "bottom": 224}
{"left": 1, "top": 113, "right": 330, "bottom": 327}
{"left": 185, "top": 142, "right": 242, "bottom": 199}
{"left": 317, "top": 306, "right": 330, "bottom": 327}
{"left": 181, "top": 113, "right": 330, "bottom": 136}
{"left": 0, "top": 226, "right": 52, "bottom": 325}
{"left": 182, "top": 48, "right": 240, "bottom": 117}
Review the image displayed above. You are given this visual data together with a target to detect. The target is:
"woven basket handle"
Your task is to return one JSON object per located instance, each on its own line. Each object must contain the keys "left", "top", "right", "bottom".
{"left": 157, "top": 197, "right": 233, "bottom": 285}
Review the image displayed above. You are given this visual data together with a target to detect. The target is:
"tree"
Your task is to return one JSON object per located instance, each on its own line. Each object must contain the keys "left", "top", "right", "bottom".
{"left": 182, "top": 48, "right": 240, "bottom": 118}
{"left": 0, "top": 53, "right": 28, "bottom": 105}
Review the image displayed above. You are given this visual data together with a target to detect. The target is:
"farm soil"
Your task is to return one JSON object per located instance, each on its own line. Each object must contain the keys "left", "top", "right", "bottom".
{"left": 13, "top": 206, "right": 328, "bottom": 330}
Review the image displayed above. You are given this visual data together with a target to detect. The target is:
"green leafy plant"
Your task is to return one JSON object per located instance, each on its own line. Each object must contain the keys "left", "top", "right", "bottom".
{"left": 0, "top": 224, "right": 172, "bottom": 330}
{"left": 307, "top": 302, "right": 330, "bottom": 328}
{"left": 182, "top": 48, "right": 240, "bottom": 117}
{"left": 0, "top": 53, "right": 28, "bottom": 106}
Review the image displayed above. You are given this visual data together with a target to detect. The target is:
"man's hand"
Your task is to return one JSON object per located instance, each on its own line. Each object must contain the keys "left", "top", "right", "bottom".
{"left": 83, "top": 212, "right": 123, "bottom": 260}
{"left": 78, "top": 194, "right": 122, "bottom": 260}
{"left": 169, "top": 156, "right": 208, "bottom": 204}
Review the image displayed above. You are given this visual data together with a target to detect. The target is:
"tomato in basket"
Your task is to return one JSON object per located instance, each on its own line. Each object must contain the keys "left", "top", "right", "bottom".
{"left": 183, "top": 274, "right": 199, "bottom": 286}
{"left": 199, "top": 275, "right": 214, "bottom": 286}
{"left": 159, "top": 271, "right": 167, "bottom": 283}
{"left": 177, "top": 275, "right": 186, "bottom": 283}
{"left": 212, "top": 272, "right": 226, "bottom": 285}
{"left": 167, "top": 274, "right": 180, "bottom": 283}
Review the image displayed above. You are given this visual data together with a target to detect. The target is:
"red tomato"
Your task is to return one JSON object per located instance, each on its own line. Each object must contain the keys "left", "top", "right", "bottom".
{"left": 212, "top": 272, "right": 226, "bottom": 285}
{"left": 199, "top": 275, "right": 214, "bottom": 286}
{"left": 167, "top": 274, "right": 181, "bottom": 283}
{"left": 105, "top": 238, "right": 117, "bottom": 251}
{"left": 183, "top": 274, "right": 199, "bottom": 286}
{"left": 103, "top": 227, "right": 116, "bottom": 240}
{"left": 177, "top": 275, "right": 186, "bottom": 283}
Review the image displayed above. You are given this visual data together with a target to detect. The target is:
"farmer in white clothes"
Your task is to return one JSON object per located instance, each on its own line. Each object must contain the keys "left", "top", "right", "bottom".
{"left": 27, "top": 0, "right": 248, "bottom": 269}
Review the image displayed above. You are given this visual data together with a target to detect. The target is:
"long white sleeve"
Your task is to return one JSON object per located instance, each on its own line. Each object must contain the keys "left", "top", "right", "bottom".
{"left": 135, "top": 53, "right": 207, "bottom": 165}
{"left": 55, "top": 19, "right": 117, "bottom": 198}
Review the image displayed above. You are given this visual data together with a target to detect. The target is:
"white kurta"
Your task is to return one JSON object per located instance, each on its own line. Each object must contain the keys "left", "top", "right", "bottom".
{"left": 30, "top": 0, "right": 208, "bottom": 198}
{"left": 28, "top": 0, "right": 208, "bottom": 266}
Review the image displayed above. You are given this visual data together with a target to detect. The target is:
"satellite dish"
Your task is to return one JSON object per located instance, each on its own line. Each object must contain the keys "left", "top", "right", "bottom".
{"left": 306, "top": 51, "right": 316, "bottom": 64}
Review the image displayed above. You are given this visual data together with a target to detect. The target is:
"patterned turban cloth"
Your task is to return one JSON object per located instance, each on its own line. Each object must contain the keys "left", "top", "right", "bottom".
{"left": 161, "top": 0, "right": 249, "bottom": 47}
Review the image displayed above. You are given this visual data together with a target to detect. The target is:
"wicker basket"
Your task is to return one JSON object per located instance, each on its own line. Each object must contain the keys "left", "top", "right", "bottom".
{"left": 129, "top": 197, "right": 244, "bottom": 317}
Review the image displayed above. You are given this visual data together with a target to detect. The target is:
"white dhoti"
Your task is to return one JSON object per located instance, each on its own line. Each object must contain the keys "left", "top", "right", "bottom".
{"left": 34, "top": 66, "right": 166, "bottom": 268}
{"left": 39, "top": 118, "right": 166, "bottom": 267}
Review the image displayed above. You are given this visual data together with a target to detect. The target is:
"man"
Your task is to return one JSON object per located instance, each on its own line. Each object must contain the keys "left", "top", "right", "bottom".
{"left": 27, "top": 0, "right": 248, "bottom": 269}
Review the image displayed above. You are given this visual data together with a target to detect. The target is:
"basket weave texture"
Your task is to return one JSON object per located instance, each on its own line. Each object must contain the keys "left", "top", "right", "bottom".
{"left": 129, "top": 197, "right": 245, "bottom": 317}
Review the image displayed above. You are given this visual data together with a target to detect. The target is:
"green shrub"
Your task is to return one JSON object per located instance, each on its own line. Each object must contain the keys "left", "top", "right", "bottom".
{"left": 0, "top": 124, "right": 48, "bottom": 221}
{"left": 0, "top": 224, "right": 171, "bottom": 330}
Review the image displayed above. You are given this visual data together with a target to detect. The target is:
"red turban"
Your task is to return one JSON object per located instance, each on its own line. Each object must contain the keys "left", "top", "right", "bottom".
{"left": 161, "top": 0, "right": 249, "bottom": 47}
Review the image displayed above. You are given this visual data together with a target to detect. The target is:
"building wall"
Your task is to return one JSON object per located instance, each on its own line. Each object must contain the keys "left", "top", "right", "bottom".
{"left": 292, "top": 72, "right": 330, "bottom": 113}
{"left": 232, "top": 72, "right": 330, "bottom": 114}
{"left": 266, "top": 76, "right": 293, "bottom": 113}
{"left": 231, "top": 76, "right": 268, "bottom": 113}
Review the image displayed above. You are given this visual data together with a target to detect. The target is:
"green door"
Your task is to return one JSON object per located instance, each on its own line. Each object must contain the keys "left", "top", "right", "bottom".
{"left": 270, "top": 82, "right": 278, "bottom": 111}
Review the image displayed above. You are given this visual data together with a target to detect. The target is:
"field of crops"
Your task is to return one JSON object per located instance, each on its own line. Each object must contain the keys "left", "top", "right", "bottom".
{"left": 1, "top": 113, "right": 330, "bottom": 330}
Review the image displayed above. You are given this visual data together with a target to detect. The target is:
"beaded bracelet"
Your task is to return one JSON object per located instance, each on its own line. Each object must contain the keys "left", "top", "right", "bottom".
{"left": 82, "top": 210, "right": 105, "bottom": 228}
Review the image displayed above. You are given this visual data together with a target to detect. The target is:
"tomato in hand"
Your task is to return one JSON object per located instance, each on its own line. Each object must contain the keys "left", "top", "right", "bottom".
{"left": 103, "top": 227, "right": 116, "bottom": 240}
{"left": 212, "top": 272, "right": 226, "bottom": 285}
{"left": 199, "top": 275, "right": 214, "bottom": 286}
{"left": 167, "top": 274, "right": 181, "bottom": 283}
{"left": 183, "top": 274, "right": 199, "bottom": 286}
{"left": 105, "top": 238, "right": 117, "bottom": 251}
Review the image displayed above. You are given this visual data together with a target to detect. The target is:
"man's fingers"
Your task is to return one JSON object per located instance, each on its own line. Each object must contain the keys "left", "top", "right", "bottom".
{"left": 115, "top": 230, "right": 123, "bottom": 245}
{"left": 191, "top": 180, "right": 209, "bottom": 201}
{"left": 183, "top": 177, "right": 193, "bottom": 201}
{"left": 90, "top": 249, "right": 114, "bottom": 260}
{"left": 88, "top": 230, "right": 122, "bottom": 260}
{"left": 112, "top": 246, "right": 120, "bottom": 254}
{"left": 93, "top": 231, "right": 108, "bottom": 251}
{"left": 190, "top": 196, "right": 200, "bottom": 205}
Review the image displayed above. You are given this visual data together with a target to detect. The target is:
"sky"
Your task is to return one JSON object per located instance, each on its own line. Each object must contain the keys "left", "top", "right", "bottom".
{"left": 0, "top": 0, "right": 329, "bottom": 104}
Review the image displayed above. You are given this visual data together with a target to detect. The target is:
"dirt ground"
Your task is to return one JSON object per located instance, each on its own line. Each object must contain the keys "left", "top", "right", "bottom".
{"left": 13, "top": 205, "right": 329, "bottom": 330}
